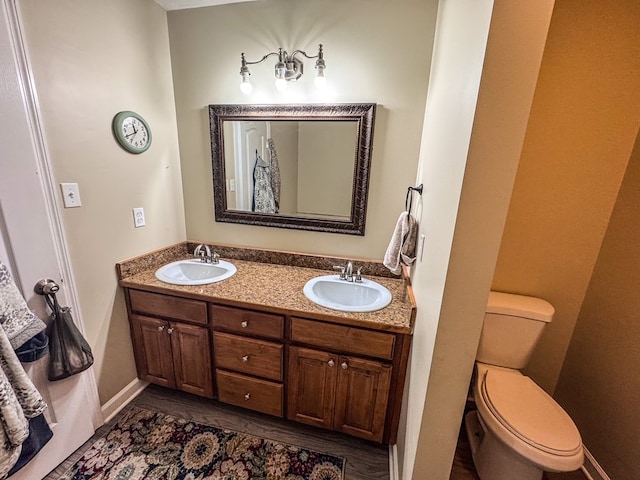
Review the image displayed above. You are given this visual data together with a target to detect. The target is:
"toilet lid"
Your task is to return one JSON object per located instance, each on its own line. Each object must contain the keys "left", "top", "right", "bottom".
{"left": 481, "top": 369, "right": 582, "bottom": 456}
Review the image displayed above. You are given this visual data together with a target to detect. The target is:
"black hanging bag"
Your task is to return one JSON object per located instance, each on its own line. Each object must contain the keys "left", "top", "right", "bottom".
{"left": 45, "top": 292, "right": 94, "bottom": 381}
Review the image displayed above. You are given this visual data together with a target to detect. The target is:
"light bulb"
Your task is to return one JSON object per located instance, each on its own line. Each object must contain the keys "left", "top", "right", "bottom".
{"left": 275, "top": 77, "right": 287, "bottom": 91}
{"left": 314, "top": 73, "right": 327, "bottom": 89}
{"left": 240, "top": 77, "right": 252, "bottom": 94}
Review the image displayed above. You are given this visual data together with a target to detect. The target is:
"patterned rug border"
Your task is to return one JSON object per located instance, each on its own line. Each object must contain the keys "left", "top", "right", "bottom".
{"left": 59, "top": 406, "right": 346, "bottom": 480}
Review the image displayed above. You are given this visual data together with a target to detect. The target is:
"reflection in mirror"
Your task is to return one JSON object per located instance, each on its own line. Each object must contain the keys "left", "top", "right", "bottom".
{"left": 223, "top": 120, "right": 357, "bottom": 220}
{"left": 209, "top": 104, "right": 376, "bottom": 235}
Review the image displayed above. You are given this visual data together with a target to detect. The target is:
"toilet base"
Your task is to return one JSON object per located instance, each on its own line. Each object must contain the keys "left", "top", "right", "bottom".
{"left": 464, "top": 411, "right": 543, "bottom": 480}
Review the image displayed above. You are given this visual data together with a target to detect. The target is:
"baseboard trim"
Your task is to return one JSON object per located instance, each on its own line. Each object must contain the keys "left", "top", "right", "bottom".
{"left": 389, "top": 443, "right": 399, "bottom": 480}
{"left": 581, "top": 446, "right": 610, "bottom": 480}
{"left": 101, "top": 379, "right": 149, "bottom": 424}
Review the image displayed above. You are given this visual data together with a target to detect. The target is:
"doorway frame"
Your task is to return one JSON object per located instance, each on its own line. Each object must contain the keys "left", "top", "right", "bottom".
{"left": 0, "top": 0, "right": 102, "bottom": 425}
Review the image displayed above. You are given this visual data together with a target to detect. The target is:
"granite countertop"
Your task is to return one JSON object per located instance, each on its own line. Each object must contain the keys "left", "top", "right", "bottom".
{"left": 117, "top": 242, "right": 416, "bottom": 334}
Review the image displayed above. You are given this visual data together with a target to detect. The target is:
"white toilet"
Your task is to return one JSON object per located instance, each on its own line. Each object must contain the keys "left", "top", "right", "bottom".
{"left": 464, "top": 291, "right": 584, "bottom": 480}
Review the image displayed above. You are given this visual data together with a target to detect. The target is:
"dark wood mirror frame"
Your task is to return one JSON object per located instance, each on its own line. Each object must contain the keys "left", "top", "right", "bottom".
{"left": 209, "top": 103, "right": 376, "bottom": 235}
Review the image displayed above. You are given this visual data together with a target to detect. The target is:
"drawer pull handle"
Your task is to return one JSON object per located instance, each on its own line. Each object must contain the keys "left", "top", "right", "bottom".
{"left": 244, "top": 393, "right": 251, "bottom": 401}
{"left": 328, "top": 360, "right": 335, "bottom": 367}
{"left": 241, "top": 321, "right": 248, "bottom": 328}
{"left": 167, "top": 328, "right": 174, "bottom": 334}
{"left": 157, "top": 326, "right": 165, "bottom": 332}
{"left": 341, "top": 362, "right": 349, "bottom": 370}
{"left": 242, "top": 355, "right": 249, "bottom": 363}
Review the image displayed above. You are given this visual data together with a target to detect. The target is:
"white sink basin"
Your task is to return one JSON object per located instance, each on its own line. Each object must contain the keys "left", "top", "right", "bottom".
{"left": 303, "top": 275, "right": 392, "bottom": 313}
{"left": 155, "top": 259, "right": 236, "bottom": 285}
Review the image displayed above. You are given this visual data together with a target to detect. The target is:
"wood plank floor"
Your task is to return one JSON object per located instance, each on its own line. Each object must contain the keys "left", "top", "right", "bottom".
{"left": 44, "top": 385, "right": 589, "bottom": 480}
{"left": 45, "top": 384, "right": 390, "bottom": 480}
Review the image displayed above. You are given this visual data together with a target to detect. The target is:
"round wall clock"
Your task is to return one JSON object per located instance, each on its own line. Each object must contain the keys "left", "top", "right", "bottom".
{"left": 112, "top": 111, "right": 152, "bottom": 154}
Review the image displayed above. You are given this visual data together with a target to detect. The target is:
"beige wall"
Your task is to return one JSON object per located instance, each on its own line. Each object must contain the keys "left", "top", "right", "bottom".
{"left": 167, "top": 0, "right": 438, "bottom": 259}
{"left": 297, "top": 122, "right": 355, "bottom": 218}
{"left": 401, "top": 1, "right": 555, "bottom": 478}
{"left": 18, "top": 0, "right": 186, "bottom": 403}
{"left": 492, "top": 0, "right": 640, "bottom": 394}
{"left": 554, "top": 131, "right": 640, "bottom": 480}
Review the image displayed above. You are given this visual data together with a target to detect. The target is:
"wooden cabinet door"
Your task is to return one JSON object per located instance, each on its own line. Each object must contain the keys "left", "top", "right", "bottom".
{"left": 287, "top": 346, "right": 337, "bottom": 430}
{"left": 134, "top": 315, "right": 175, "bottom": 388}
{"left": 334, "top": 356, "right": 392, "bottom": 442}
{"left": 170, "top": 322, "right": 214, "bottom": 398}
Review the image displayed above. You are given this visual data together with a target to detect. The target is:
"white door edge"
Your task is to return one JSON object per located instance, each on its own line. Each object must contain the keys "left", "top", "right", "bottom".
{"left": 2, "top": 0, "right": 103, "bottom": 429}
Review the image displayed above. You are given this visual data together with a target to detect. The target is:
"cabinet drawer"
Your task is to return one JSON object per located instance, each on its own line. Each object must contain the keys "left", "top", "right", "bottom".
{"left": 129, "top": 290, "right": 207, "bottom": 325}
{"left": 290, "top": 317, "right": 395, "bottom": 360}
{"left": 213, "top": 332, "right": 283, "bottom": 381}
{"left": 216, "top": 370, "right": 283, "bottom": 417}
{"left": 210, "top": 305, "right": 284, "bottom": 340}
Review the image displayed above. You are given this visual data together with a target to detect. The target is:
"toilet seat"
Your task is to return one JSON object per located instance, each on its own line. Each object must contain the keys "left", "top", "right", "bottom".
{"left": 481, "top": 368, "right": 582, "bottom": 456}
{"left": 474, "top": 364, "right": 583, "bottom": 471}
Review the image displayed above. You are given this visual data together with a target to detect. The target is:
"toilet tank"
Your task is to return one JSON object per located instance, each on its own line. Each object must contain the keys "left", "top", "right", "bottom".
{"left": 476, "top": 291, "right": 555, "bottom": 369}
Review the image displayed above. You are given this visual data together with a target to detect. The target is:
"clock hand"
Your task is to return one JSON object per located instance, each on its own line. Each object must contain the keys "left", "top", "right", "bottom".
{"left": 124, "top": 122, "right": 138, "bottom": 139}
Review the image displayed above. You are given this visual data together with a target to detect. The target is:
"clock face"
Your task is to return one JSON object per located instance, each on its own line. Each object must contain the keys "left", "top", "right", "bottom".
{"left": 113, "top": 111, "right": 152, "bottom": 153}
{"left": 121, "top": 116, "right": 149, "bottom": 149}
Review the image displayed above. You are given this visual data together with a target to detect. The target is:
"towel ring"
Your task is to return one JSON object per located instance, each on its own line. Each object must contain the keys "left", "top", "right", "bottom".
{"left": 405, "top": 184, "right": 423, "bottom": 213}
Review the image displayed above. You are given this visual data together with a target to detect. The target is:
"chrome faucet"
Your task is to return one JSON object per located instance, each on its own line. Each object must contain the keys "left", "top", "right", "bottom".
{"left": 345, "top": 261, "right": 353, "bottom": 280}
{"left": 333, "top": 260, "right": 362, "bottom": 282}
{"left": 194, "top": 244, "right": 219, "bottom": 263}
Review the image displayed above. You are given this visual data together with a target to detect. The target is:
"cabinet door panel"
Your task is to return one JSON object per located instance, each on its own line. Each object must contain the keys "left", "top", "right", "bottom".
{"left": 334, "top": 356, "right": 392, "bottom": 442}
{"left": 287, "top": 347, "right": 336, "bottom": 430}
{"left": 134, "top": 315, "right": 175, "bottom": 388}
{"left": 171, "top": 322, "right": 214, "bottom": 398}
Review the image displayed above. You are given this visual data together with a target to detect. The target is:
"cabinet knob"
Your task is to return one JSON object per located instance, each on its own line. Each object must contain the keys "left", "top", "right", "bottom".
{"left": 328, "top": 359, "right": 335, "bottom": 367}
{"left": 157, "top": 326, "right": 164, "bottom": 332}
{"left": 167, "top": 328, "right": 174, "bottom": 334}
{"left": 241, "top": 321, "right": 248, "bottom": 328}
{"left": 242, "top": 355, "right": 249, "bottom": 363}
{"left": 341, "top": 362, "right": 349, "bottom": 370}
{"left": 244, "top": 393, "right": 251, "bottom": 401}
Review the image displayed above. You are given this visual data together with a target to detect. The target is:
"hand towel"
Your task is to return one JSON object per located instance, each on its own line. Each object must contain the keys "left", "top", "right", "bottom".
{"left": 383, "top": 211, "right": 419, "bottom": 275}
{"left": 0, "top": 260, "right": 47, "bottom": 350}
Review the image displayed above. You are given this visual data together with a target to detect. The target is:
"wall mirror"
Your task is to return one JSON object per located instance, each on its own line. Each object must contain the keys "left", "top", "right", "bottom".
{"left": 209, "top": 103, "right": 376, "bottom": 235}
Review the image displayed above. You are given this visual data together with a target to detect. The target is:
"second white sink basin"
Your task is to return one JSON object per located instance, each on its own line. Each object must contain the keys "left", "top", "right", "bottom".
{"left": 303, "top": 275, "right": 392, "bottom": 313}
{"left": 155, "top": 259, "right": 236, "bottom": 285}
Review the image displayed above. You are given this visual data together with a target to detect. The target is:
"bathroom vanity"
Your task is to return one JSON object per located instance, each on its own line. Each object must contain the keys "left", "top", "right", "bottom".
{"left": 117, "top": 242, "right": 415, "bottom": 444}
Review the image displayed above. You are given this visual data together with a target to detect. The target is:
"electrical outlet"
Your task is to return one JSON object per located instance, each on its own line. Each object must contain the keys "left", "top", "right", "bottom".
{"left": 60, "top": 183, "right": 82, "bottom": 208}
{"left": 132, "top": 207, "right": 146, "bottom": 228}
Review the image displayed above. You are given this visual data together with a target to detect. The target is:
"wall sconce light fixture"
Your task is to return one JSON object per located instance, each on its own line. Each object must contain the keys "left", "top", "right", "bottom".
{"left": 239, "top": 44, "right": 326, "bottom": 94}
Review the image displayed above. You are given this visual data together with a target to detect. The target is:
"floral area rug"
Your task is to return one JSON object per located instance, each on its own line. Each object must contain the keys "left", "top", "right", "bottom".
{"left": 59, "top": 407, "right": 344, "bottom": 480}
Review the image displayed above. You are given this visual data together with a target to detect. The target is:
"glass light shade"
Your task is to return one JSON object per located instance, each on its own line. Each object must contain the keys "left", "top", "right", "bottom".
{"left": 275, "top": 77, "right": 287, "bottom": 91}
{"left": 314, "top": 73, "right": 327, "bottom": 89}
{"left": 240, "top": 77, "right": 252, "bottom": 94}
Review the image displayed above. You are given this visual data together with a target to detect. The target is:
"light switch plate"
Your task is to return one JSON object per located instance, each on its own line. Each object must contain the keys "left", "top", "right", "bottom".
{"left": 60, "top": 183, "right": 82, "bottom": 208}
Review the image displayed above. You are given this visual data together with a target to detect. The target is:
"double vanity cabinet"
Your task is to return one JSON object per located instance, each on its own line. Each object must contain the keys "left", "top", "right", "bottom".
{"left": 118, "top": 244, "right": 415, "bottom": 444}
